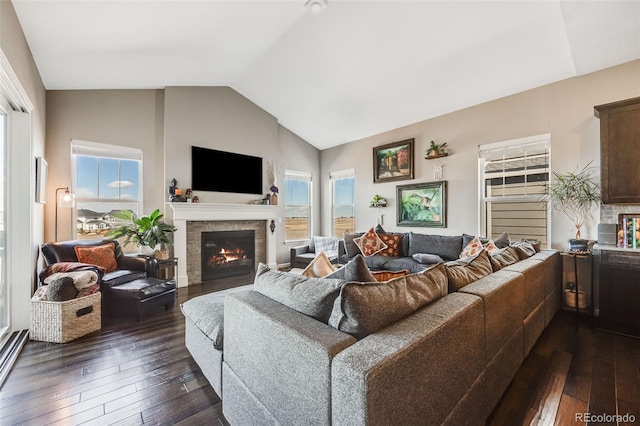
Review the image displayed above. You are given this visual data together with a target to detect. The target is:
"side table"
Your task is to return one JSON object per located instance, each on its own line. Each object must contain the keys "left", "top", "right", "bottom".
{"left": 561, "top": 252, "right": 593, "bottom": 315}
{"left": 157, "top": 257, "right": 178, "bottom": 280}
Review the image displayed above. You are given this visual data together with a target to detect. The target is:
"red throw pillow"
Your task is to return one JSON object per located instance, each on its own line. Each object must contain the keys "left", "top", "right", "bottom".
{"left": 378, "top": 234, "right": 402, "bottom": 257}
{"left": 74, "top": 243, "right": 118, "bottom": 272}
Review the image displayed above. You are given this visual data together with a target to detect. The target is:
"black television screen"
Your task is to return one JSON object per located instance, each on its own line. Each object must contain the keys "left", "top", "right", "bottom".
{"left": 191, "top": 146, "right": 263, "bottom": 194}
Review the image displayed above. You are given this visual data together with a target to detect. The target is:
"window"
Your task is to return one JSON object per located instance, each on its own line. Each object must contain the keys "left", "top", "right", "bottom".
{"left": 72, "top": 141, "right": 142, "bottom": 241}
{"left": 479, "top": 134, "right": 550, "bottom": 247}
{"left": 284, "top": 170, "right": 312, "bottom": 241}
{"left": 330, "top": 169, "right": 355, "bottom": 237}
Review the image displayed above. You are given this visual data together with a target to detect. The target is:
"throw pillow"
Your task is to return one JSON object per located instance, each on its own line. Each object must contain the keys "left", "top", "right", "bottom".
{"left": 371, "top": 269, "right": 409, "bottom": 282}
{"left": 328, "top": 262, "right": 448, "bottom": 339}
{"left": 353, "top": 227, "right": 387, "bottom": 257}
{"left": 488, "top": 246, "right": 520, "bottom": 271}
{"left": 301, "top": 252, "right": 337, "bottom": 278}
{"left": 325, "top": 254, "right": 376, "bottom": 282}
{"left": 445, "top": 250, "right": 493, "bottom": 292}
{"left": 412, "top": 253, "right": 444, "bottom": 265}
{"left": 74, "top": 243, "right": 118, "bottom": 272}
{"left": 493, "top": 231, "right": 511, "bottom": 248}
{"left": 510, "top": 240, "right": 537, "bottom": 260}
{"left": 313, "top": 236, "right": 340, "bottom": 259}
{"left": 343, "top": 232, "right": 365, "bottom": 257}
{"left": 46, "top": 276, "right": 78, "bottom": 301}
{"left": 484, "top": 240, "right": 500, "bottom": 254}
{"left": 460, "top": 236, "right": 483, "bottom": 258}
{"left": 254, "top": 263, "right": 345, "bottom": 323}
{"left": 377, "top": 233, "right": 402, "bottom": 257}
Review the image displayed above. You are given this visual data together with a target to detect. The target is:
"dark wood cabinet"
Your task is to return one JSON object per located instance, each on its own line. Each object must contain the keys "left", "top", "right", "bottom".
{"left": 596, "top": 248, "right": 640, "bottom": 337}
{"left": 594, "top": 96, "right": 640, "bottom": 204}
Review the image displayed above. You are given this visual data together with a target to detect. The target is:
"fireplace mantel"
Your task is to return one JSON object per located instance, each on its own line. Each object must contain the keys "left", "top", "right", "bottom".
{"left": 167, "top": 203, "right": 278, "bottom": 287}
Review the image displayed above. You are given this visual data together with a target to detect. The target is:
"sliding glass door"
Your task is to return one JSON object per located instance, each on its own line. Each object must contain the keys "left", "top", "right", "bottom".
{"left": 0, "top": 114, "right": 6, "bottom": 341}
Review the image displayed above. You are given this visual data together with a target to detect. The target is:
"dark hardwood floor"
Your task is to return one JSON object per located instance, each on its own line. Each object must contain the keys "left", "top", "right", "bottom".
{"left": 2, "top": 279, "right": 638, "bottom": 426}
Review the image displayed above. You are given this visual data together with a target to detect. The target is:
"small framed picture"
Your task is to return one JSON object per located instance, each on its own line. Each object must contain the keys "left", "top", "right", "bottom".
{"left": 397, "top": 181, "right": 447, "bottom": 227}
{"left": 373, "top": 138, "right": 414, "bottom": 183}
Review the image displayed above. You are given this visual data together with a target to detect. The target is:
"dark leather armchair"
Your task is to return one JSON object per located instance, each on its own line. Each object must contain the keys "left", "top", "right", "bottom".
{"left": 40, "top": 238, "right": 159, "bottom": 288}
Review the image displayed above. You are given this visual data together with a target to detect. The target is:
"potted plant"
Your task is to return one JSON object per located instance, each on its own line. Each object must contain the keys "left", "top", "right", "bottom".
{"left": 545, "top": 162, "right": 601, "bottom": 251}
{"left": 426, "top": 141, "right": 448, "bottom": 158}
{"left": 369, "top": 194, "right": 388, "bottom": 207}
{"left": 106, "top": 209, "right": 177, "bottom": 257}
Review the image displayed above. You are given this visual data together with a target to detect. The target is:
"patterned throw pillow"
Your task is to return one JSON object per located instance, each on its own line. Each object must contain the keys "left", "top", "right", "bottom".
{"left": 74, "top": 243, "right": 118, "bottom": 272}
{"left": 460, "top": 236, "right": 483, "bottom": 258}
{"left": 302, "top": 252, "right": 337, "bottom": 277}
{"left": 484, "top": 240, "right": 500, "bottom": 254}
{"left": 371, "top": 269, "right": 409, "bottom": 282}
{"left": 377, "top": 234, "right": 402, "bottom": 257}
{"left": 353, "top": 228, "right": 388, "bottom": 257}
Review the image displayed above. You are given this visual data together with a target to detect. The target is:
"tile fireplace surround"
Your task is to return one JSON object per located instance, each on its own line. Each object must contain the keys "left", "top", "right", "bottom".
{"left": 166, "top": 203, "right": 278, "bottom": 287}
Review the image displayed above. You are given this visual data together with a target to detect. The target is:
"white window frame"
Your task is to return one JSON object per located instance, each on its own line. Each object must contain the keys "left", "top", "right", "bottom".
{"left": 71, "top": 140, "right": 143, "bottom": 240}
{"left": 330, "top": 169, "right": 355, "bottom": 237}
{"left": 478, "top": 133, "right": 551, "bottom": 246}
{"left": 284, "top": 170, "right": 312, "bottom": 243}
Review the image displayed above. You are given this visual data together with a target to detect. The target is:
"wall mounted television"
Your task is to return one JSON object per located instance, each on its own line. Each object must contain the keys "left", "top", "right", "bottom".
{"left": 191, "top": 146, "right": 263, "bottom": 194}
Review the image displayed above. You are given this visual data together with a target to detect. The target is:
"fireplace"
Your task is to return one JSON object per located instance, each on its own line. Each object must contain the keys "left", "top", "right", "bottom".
{"left": 201, "top": 230, "right": 255, "bottom": 281}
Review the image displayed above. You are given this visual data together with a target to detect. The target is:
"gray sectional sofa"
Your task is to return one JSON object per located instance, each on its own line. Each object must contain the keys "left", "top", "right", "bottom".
{"left": 181, "top": 234, "right": 561, "bottom": 426}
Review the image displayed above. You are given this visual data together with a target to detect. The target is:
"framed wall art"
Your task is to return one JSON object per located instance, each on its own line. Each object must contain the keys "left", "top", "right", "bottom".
{"left": 397, "top": 181, "right": 447, "bottom": 227}
{"left": 35, "top": 156, "right": 48, "bottom": 204}
{"left": 373, "top": 138, "right": 414, "bottom": 183}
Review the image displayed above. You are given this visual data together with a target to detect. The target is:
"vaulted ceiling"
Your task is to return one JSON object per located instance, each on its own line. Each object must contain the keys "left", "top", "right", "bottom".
{"left": 11, "top": 1, "right": 640, "bottom": 150}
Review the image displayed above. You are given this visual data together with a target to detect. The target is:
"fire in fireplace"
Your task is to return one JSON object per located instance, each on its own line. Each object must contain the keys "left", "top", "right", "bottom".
{"left": 201, "top": 230, "right": 255, "bottom": 281}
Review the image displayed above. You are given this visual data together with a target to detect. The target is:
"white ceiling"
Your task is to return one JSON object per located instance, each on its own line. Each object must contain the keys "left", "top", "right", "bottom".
{"left": 11, "top": 1, "right": 640, "bottom": 150}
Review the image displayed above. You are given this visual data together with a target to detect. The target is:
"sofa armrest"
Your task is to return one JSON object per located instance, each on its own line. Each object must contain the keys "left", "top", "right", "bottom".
{"left": 331, "top": 292, "right": 485, "bottom": 426}
{"left": 224, "top": 291, "right": 356, "bottom": 425}
{"left": 118, "top": 254, "right": 159, "bottom": 278}
{"left": 290, "top": 244, "right": 311, "bottom": 267}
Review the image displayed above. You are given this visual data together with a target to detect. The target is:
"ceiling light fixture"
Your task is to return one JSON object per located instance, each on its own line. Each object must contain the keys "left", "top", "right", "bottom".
{"left": 305, "top": 0, "right": 327, "bottom": 14}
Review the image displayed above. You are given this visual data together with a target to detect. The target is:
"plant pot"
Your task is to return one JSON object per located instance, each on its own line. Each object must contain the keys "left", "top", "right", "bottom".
{"left": 568, "top": 239, "right": 594, "bottom": 252}
{"left": 139, "top": 245, "right": 155, "bottom": 256}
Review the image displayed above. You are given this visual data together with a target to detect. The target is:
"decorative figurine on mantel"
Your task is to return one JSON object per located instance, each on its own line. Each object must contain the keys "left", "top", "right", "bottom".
{"left": 168, "top": 178, "right": 185, "bottom": 202}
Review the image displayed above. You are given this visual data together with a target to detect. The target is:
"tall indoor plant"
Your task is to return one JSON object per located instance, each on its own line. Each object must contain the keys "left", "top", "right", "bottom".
{"left": 545, "top": 162, "right": 601, "bottom": 250}
{"left": 106, "top": 209, "right": 177, "bottom": 256}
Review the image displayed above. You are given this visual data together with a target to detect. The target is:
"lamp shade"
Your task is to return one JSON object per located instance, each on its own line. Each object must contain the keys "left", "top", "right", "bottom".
{"left": 57, "top": 189, "right": 75, "bottom": 208}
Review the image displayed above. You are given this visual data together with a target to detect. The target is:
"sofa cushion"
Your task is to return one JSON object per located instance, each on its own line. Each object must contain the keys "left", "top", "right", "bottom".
{"left": 254, "top": 263, "right": 344, "bottom": 323}
{"left": 301, "top": 252, "right": 337, "bottom": 277}
{"left": 328, "top": 262, "right": 448, "bottom": 339}
{"left": 408, "top": 232, "right": 463, "bottom": 261}
{"left": 74, "top": 242, "right": 118, "bottom": 272}
{"left": 343, "top": 232, "right": 365, "bottom": 257}
{"left": 325, "top": 254, "right": 376, "bottom": 282}
{"left": 354, "top": 228, "right": 388, "bottom": 256}
{"left": 489, "top": 246, "right": 520, "bottom": 271}
{"left": 412, "top": 253, "right": 444, "bottom": 265}
{"left": 377, "top": 233, "right": 403, "bottom": 257}
{"left": 445, "top": 250, "right": 493, "bottom": 292}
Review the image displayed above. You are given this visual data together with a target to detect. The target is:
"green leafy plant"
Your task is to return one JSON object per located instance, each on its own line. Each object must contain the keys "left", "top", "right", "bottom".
{"left": 545, "top": 163, "right": 601, "bottom": 240}
{"left": 426, "top": 141, "right": 448, "bottom": 157}
{"left": 106, "top": 209, "right": 177, "bottom": 248}
{"left": 369, "top": 194, "right": 388, "bottom": 207}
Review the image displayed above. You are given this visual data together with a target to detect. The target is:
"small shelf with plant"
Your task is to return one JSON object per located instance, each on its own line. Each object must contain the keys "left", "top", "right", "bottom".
{"left": 425, "top": 141, "right": 449, "bottom": 159}
{"left": 369, "top": 195, "right": 388, "bottom": 207}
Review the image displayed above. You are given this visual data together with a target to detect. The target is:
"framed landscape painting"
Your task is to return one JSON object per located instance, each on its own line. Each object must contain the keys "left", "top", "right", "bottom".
{"left": 397, "top": 181, "right": 447, "bottom": 227}
{"left": 373, "top": 138, "right": 414, "bottom": 183}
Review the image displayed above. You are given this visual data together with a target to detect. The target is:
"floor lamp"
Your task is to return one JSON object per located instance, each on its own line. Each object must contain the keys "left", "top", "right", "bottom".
{"left": 55, "top": 187, "right": 75, "bottom": 241}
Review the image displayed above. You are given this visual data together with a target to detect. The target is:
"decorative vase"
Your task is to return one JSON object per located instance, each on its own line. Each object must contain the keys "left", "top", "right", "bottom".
{"left": 271, "top": 193, "right": 278, "bottom": 206}
{"left": 139, "top": 245, "right": 155, "bottom": 256}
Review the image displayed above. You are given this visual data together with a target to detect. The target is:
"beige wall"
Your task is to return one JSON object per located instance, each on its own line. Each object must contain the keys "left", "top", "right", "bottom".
{"left": 321, "top": 60, "right": 640, "bottom": 250}
{"left": 45, "top": 89, "right": 165, "bottom": 242}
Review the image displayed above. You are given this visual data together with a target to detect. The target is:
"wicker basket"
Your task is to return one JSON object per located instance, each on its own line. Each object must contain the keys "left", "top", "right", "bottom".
{"left": 30, "top": 292, "right": 101, "bottom": 343}
{"left": 564, "top": 289, "right": 587, "bottom": 309}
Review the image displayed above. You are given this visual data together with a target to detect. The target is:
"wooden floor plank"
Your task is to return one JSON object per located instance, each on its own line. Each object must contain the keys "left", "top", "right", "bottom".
{"left": 525, "top": 349, "right": 572, "bottom": 425}
{"left": 555, "top": 394, "right": 587, "bottom": 426}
